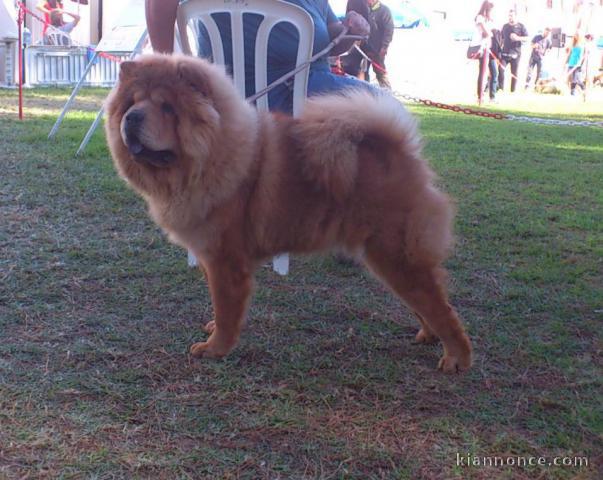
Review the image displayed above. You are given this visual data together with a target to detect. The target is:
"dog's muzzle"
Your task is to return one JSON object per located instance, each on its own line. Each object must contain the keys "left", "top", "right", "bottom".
{"left": 121, "top": 109, "right": 176, "bottom": 168}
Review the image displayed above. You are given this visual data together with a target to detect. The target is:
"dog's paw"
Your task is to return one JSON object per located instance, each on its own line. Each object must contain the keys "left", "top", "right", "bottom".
{"left": 189, "top": 340, "right": 229, "bottom": 359}
{"left": 437, "top": 352, "right": 472, "bottom": 373}
{"left": 414, "top": 328, "right": 439, "bottom": 344}
{"left": 202, "top": 320, "right": 216, "bottom": 334}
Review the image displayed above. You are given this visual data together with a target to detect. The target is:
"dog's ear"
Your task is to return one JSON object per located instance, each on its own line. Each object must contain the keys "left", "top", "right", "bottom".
{"left": 177, "top": 60, "right": 210, "bottom": 97}
{"left": 119, "top": 61, "right": 138, "bottom": 81}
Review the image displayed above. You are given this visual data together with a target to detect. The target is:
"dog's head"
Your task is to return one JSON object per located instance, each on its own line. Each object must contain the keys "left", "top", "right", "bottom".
{"left": 105, "top": 55, "right": 230, "bottom": 197}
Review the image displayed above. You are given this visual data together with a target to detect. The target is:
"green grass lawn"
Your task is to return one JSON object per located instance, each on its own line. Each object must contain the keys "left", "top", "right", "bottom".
{"left": 0, "top": 88, "right": 601, "bottom": 479}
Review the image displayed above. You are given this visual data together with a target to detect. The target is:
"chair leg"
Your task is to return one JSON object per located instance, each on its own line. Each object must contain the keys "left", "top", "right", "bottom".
{"left": 273, "top": 253, "right": 289, "bottom": 275}
{"left": 187, "top": 250, "right": 198, "bottom": 267}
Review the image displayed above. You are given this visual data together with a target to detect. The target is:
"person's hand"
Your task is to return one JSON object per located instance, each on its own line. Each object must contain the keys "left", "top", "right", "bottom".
{"left": 344, "top": 11, "right": 370, "bottom": 37}
{"left": 379, "top": 47, "right": 388, "bottom": 58}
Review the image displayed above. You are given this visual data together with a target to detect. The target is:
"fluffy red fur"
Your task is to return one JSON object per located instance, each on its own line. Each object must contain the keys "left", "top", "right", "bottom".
{"left": 105, "top": 54, "right": 472, "bottom": 372}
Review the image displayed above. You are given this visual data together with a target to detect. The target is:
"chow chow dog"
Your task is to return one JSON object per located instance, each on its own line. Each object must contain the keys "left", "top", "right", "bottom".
{"left": 105, "top": 54, "right": 472, "bottom": 373}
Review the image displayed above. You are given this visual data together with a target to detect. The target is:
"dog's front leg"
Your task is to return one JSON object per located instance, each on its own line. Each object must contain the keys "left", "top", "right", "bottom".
{"left": 189, "top": 257, "right": 253, "bottom": 359}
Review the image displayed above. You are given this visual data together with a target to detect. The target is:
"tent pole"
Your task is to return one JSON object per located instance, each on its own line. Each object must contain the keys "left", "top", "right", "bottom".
{"left": 17, "top": 2, "right": 23, "bottom": 120}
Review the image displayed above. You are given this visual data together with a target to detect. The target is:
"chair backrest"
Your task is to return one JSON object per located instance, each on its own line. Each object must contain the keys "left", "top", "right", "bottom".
{"left": 176, "top": 0, "right": 314, "bottom": 116}
{"left": 44, "top": 31, "right": 72, "bottom": 47}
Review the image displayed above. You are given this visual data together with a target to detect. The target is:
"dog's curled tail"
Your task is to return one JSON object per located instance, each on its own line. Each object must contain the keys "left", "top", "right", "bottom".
{"left": 294, "top": 90, "right": 423, "bottom": 201}
{"left": 297, "top": 90, "right": 454, "bottom": 266}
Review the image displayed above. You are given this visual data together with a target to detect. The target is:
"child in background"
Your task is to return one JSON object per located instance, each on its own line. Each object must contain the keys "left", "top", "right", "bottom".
{"left": 566, "top": 34, "right": 585, "bottom": 96}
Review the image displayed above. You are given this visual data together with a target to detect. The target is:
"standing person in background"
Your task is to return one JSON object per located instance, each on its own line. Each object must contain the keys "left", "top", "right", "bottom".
{"left": 525, "top": 27, "right": 552, "bottom": 89}
{"left": 498, "top": 9, "right": 529, "bottom": 93}
{"left": 471, "top": 1, "right": 495, "bottom": 103}
{"left": 346, "top": 0, "right": 370, "bottom": 23}
{"left": 582, "top": 34, "right": 596, "bottom": 91}
{"left": 566, "top": 33, "right": 585, "bottom": 96}
{"left": 486, "top": 28, "right": 502, "bottom": 101}
{"left": 364, "top": 0, "right": 394, "bottom": 89}
{"left": 341, "top": 0, "right": 371, "bottom": 81}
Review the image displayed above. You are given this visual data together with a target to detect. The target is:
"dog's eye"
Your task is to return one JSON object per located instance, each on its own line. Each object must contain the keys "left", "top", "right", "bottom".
{"left": 161, "top": 102, "right": 175, "bottom": 114}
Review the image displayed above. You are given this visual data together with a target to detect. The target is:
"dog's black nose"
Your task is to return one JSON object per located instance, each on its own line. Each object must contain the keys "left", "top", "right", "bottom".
{"left": 125, "top": 109, "right": 144, "bottom": 130}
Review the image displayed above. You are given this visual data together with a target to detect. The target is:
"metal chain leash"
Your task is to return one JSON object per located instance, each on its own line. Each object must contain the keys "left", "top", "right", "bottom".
{"left": 394, "top": 91, "right": 603, "bottom": 128}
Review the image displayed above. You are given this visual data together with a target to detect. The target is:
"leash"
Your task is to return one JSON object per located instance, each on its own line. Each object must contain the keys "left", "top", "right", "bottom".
{"left": 246, "top": 27, "right": 367, "bottom": 104}
{"left": 488, "top": 49, "right": 521, "bottom": 82}
{"left": 351, "top": 44, "right": 387, "bottom": 74}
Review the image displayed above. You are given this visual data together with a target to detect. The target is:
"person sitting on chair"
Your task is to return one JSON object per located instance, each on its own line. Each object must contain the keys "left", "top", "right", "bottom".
{"left": 145, "top": 0, "right": 376, "bottom": 112}
{"left": 45, "top": 9, "right": 80, "bottom": 46}
{"left": 36, "top": 0, "right": 63, "bottom": 37}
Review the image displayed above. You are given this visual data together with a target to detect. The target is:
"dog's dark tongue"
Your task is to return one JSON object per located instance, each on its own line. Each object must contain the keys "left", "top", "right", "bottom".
{"left": 128, "top": 139, "right": 144, "bottom": 155}
{"left": 147, "top": 151, "right": 175, "bottom": 168}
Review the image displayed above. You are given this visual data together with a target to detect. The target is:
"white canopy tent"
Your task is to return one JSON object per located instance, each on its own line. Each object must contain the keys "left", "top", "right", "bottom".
{"left": 0, "top": 0, "right": 19, "bottom": 85}
{"left": 0, "top": 0, "right": 18, "bottom": 39}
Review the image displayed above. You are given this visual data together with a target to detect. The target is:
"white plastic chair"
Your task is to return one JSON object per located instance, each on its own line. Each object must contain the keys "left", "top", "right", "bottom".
{"left": 44, "top": 31, "right": 72, "bottom": 46}
{"left": 176, "top": 0, "right": 315, "bottom": 275}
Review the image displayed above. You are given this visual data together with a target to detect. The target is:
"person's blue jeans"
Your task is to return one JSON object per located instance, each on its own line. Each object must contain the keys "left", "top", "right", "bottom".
{"left": 525, "top": 56, "right": 542, "bottom": 87}
{"left": 477, "top": 55, "right": 498, "bottom": 99}
{"left": 570, "top": 66, "right": 584, "bottom": 94}
{"left": 488, "top": 58, "right": 498, "bottom": 99}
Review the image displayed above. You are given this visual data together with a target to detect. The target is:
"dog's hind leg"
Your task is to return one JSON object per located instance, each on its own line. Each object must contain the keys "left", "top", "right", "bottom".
{"left": 189, "top": 256, "right": 253, "bottom": 359}
{"left": 364, "top": 247, "right": 472, "bottom": 373}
